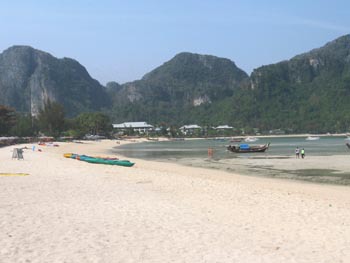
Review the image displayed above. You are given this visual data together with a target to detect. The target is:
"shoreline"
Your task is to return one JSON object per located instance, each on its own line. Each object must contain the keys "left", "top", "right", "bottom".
{"left": 112, "top": 137, "right": 350, "bottom": 186}
{"left": 1, "top": 139, "right": 350, "bottom": 262}
{"left": 38, "top": 138, "right": 350, "bottom": 196}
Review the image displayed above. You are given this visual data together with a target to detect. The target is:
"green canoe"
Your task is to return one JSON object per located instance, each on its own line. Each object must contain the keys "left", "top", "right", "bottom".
{"left": 80, "top": 156, "right": 135, "bottom": 167}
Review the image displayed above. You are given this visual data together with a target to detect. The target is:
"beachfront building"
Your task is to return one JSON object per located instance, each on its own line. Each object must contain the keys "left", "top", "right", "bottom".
{"left": 179, "top": 124, "right": 202, "bottom": 135}
{"left": 212, "top": 125, "right": 235, "bottom": 136}
{"left": 112, "top": 122, "right": 154, "bottom": 134}
{"left": 214, "top": 125, "right": 233, "bottom": 130}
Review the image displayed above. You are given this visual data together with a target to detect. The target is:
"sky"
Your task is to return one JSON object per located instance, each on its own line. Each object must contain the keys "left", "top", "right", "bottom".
{"left": 0, "top": 0, "right": 349, "bottom": 85}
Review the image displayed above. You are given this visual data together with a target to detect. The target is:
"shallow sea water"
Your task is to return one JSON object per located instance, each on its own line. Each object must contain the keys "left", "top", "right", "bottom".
{"left": 112, "top": 137, "right": 350, "bottom": 185}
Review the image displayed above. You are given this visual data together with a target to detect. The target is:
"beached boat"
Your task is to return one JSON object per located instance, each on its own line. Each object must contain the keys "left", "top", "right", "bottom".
{"left": 227, "top": 143, "right": 270, "bottom": 153}
{"left": 306, "top": 136, "right": 320, "bottom": 141}
{"left": 147, "top": 137, "right": 159, "bottom": 141}
{"left": 63, "top": 153, "right": 73, "bottom": 158}
{"left": 64, "top": 153, "right": 135, "bottom": 167}
{"left": 80, "top": 156, "right": 134, "bottom": 167}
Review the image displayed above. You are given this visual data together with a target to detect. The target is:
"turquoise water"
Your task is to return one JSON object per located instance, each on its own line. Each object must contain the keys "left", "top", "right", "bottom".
{"left": 112, "top": 136, "right": 350, "bottom": 185}
{"left": 113, "top": 136, "right": 350, "bottom": 160}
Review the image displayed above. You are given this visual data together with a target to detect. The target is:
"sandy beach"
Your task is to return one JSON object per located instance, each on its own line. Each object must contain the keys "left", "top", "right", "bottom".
{"left": 1, "top": 139, "right": 350, "bottom": 263}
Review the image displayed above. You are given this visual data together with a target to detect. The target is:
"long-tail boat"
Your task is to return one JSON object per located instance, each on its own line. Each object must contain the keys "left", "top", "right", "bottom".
{"left": 227, "top": 143, "right": 270, "bottom": 153}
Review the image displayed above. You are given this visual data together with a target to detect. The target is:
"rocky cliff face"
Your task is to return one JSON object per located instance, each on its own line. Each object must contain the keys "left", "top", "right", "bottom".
{"left": 0, "top": 46, "right": 110, "bottom": 116}
{"left": 120, "top": 52, "right": 249, "bottom": 105}
{"left": 251, "top": 34, "right": 350, "bottom": 89}
{"left": 247, "top": 34, "right": 350, "bottom": 132}
{"left": 109, "top": 52, "right": 249, "bottom": 123}
{"left": 2, "top": 35, "right": 350, "bottom": 132}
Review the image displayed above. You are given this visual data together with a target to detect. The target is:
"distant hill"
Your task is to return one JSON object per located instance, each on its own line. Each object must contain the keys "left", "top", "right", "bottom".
{"left": 1, "top": 35, "right": 350, "bottom": 133}
{"left": 249, "top": 34, "right": 350, "bottom": 132}
{"left": 109, "top": 35, "right": 350, "bottom": 133}
{"left": 0, "top": 46, "right": 110, "bottom": 116}
{"left": 109, "top": 52, "right": 249, "bottom": 124}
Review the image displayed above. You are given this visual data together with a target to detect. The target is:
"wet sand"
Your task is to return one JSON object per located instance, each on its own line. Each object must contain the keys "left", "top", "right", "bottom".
{"left": 0, "top": 139, "right": 350, "bottom": 262}
{"left": 171, "top": 154, "right": 350, "bottom": 185}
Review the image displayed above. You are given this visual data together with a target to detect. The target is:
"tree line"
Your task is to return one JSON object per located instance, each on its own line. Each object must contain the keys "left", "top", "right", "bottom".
{"left": 0, "top": 100, "right": 112, "bottom": 138}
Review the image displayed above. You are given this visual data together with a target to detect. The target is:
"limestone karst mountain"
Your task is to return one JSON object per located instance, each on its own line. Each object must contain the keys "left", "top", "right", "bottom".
{"left": 0, "top": 46, "right": 110, "bottom": 116}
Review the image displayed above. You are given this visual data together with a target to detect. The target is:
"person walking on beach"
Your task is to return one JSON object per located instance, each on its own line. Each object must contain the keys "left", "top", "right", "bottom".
{"left": 301, "top": 148, "right": 305, "bottom": 159}
{"left": 295, "top": 147, "right": 300, "bottom": 158}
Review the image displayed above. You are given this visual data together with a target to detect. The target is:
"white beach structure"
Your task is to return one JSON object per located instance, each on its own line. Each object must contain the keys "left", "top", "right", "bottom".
{"left": 179, "top": 124, "right": 202, "bottom": 135}
{"left": 112, "top": 122, "right": 154, "bottom": 134}
{"left": 214, "top": 125, "right": 233, "bottom": 130}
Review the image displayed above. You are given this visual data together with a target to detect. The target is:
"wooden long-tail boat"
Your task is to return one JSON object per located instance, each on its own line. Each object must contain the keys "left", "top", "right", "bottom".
{"left": 227, "top": 143, "right": 270, "bottom": 153}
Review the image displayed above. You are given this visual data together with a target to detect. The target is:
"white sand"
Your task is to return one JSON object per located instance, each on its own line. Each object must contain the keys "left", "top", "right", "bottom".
{"left": 1, "top": 140, "right": 350, "bottom": 263}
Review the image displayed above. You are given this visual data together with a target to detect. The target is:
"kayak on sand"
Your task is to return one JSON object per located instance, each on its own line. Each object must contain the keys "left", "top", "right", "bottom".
{"left": 64, "top": 153, "right": 135, "bottom": 167}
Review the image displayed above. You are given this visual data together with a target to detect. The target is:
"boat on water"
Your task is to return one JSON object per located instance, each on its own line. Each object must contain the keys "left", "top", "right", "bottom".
{"left": 227, "top": 143, "right": 270, "bottom": 153}
{"left": 306, "top": 136, "right": 320, "bottom": 141}
{"left": 230, "top": 137, "right": 244, "bottom": 143}
{"left": 244, "top": 137, "right": 259, "bottom": 142}
{"left": 346, "top": 143, "right": 350, "bottom": 149}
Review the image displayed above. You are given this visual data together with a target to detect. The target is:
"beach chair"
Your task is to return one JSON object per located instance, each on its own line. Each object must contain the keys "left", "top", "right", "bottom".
{"left": 12, "top": 148, "right": 24, "bottom": 160}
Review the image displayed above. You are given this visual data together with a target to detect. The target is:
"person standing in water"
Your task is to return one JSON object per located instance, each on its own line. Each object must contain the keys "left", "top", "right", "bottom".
{"left": 295, "top": 147, "right": 300, "bottom": 158}
{"left": 301, "top": 148, "right": 305, "bottom": 159}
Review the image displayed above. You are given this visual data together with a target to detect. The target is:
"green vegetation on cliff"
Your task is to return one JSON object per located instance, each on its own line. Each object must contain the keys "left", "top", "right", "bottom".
{"left": 109, "top": 35, "right": 350, "bottom": 133}
{"left": 249, "top": 34, "right": 350, "bottom": 133}
{"left": 2, "top": 35, "right": 350, "bottom": 133}
{"left": 110, "top": 52, "right": 249, "bottom": 125}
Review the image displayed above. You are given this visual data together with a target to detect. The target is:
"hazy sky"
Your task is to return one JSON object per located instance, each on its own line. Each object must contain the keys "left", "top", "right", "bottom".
{"left": 1, "top": 0, "right": 349, "bottom": 84}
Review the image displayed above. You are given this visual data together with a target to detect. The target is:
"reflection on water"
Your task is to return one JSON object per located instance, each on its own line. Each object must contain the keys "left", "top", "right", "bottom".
{"left": 112, "top": 137, "right": 350, "bottom": 185}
